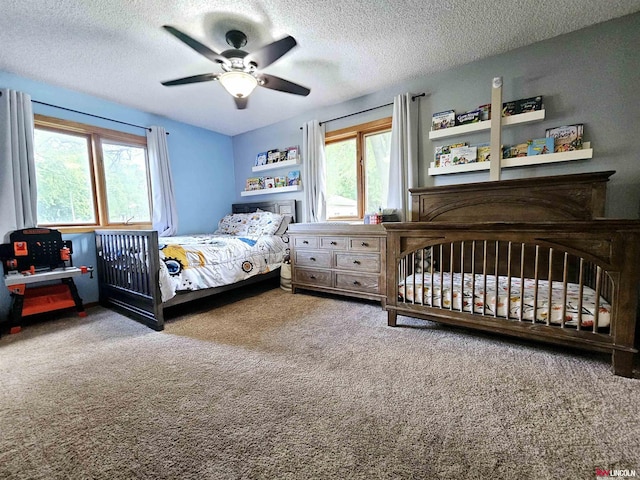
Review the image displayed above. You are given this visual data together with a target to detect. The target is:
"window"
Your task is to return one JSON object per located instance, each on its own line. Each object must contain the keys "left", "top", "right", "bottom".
{"left": 324, "top": 117, "right": 392, "bottom": 220}
{"left": 34, "top": 115, "right": 151, "bottom": 232}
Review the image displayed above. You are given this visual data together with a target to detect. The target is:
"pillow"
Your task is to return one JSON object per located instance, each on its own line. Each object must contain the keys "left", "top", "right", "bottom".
{"left": 215, "top": 211, "right": 284, "bottom": 236}
{"left": 215, "top": 213, "right": 251, "bottom": 236}
{"left": 256, "top": 208, "right": 292, "bottom": 235}
{"left": 245, "top": 211, "right": 284, "bottom": 236}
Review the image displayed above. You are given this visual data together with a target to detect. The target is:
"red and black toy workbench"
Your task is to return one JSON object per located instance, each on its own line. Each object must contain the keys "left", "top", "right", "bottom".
{"left": 1, "top": 228, "right": 92, "bottom": 334}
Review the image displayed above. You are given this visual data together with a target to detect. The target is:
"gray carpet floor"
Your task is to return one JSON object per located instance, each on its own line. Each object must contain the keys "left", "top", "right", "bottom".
{"left": 1, "top": 282, "right": 639, "bottom": 480}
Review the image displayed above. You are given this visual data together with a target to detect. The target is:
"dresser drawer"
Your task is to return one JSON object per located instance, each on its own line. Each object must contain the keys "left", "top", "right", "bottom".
{"left": 294, "top": 250, "right": 331, "bottom": 268}
{"left": 319, "top": 236, "right": 348, "bottom": 250}
{"left": 335, "top": 273, "right": 380, "bottom": 293}
{"left": 349, "top": 237, "right": 381, "bottom": 252}
{"left": 335, "top": 252, "right": 380, "bottom": 273}
{"left": 293, "top": 236, "right": 319, "bottom": 249}
{"left": 294, "top": 268, "right": 332, "bottom": 287}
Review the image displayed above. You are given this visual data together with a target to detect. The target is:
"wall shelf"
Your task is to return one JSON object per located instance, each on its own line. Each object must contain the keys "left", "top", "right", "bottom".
{"left": 428, "top": 109, "right": 545, "bottom": 140}
{"left": 428, "top": 143, "right": 593, "bottom": 176}
{"left": 240, "top": 185, "right": 302, "bottom": 196}
{"left": 252, "top": 158, "right": 300, "bottom": 173}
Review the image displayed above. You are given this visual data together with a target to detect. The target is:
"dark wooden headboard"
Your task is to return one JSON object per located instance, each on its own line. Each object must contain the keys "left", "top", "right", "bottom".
{"left": 410, "top": 171, "right": 614, "bottom": 222}
{"left": 232, "top": 199, "right": 297, "bottom": 223}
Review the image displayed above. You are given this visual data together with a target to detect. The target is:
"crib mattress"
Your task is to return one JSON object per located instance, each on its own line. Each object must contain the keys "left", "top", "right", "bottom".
{"left": 399, "top": 272, "right": 610, "bottom": 328}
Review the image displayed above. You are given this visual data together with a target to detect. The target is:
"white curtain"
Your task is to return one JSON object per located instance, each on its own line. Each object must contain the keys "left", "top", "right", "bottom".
{"left": 301, "top": 120, "right": 327, "bottom": 223}
{"left": 387, "top": 93, "right": 419, "bottom": 221}
{"left": 0, "top": 89, "right": 37, "bottom": 242}
{"left": 146, "top": 126, "right": 178, "bottom": 236}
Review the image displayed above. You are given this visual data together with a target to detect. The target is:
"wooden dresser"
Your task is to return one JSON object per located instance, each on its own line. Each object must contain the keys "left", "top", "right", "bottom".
{"left": 288, "top": 223, "right": 386, "bottom": 305}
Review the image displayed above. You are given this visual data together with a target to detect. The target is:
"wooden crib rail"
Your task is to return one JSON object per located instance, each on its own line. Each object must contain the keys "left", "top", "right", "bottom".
{"left": 95, "top": 230, "right": 163, "bottom": 330}
{"left": 397, "top": 240, "right": 611, "bottom": 330}
{"left": 384, "top": 220, "right": 640, "bottom": 377}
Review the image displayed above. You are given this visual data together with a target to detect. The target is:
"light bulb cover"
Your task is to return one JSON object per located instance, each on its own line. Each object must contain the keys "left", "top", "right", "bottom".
{"left": 219, "top": 71, "right": 258, "bottom": 98}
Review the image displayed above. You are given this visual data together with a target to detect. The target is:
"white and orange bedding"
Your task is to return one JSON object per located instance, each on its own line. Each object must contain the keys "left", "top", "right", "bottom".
{"left": 399, "top": 272, "right": 611, "bottom": 328}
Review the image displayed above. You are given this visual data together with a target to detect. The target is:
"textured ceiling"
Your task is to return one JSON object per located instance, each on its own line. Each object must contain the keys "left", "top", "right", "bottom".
{"left": 1, "top": 0, "right": 639, "bottom": 136}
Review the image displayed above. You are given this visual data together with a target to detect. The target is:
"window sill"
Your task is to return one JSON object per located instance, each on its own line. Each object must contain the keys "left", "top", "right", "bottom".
{"left": 40, "top": 224, "right": 152, "bottom": 234}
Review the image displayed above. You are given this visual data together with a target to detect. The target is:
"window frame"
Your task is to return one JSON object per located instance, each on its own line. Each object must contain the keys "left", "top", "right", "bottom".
{"left": 34, "top": 114, "right": 152, "bottom": 233}
{"left": 324, "top": 117, "right": 392, "bottom": 221}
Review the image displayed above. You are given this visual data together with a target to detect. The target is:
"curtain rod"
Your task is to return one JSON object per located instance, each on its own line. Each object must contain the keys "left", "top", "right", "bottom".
{"left": 30, "top": 99, "right": 169, "bottom": 134}
{"left": 299, "top": 92, "right": 425, "bottom": 130}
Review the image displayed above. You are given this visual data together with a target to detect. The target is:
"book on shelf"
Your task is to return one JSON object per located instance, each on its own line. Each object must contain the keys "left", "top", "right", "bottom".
{"left": 450, "top": 146, "right": 478, "bottom": 165}
{"left": 245, "top": 177, "right": 264, "bottom": 191}
{"left": 267, "top": 149, "right": 280, "bottom": 164}
{"left": 502, "top": 95, "right": 543, "bottom": 116}
{"left": 286, "top": 170, "right": 301, "bottom": 186}
{"left": 517, "top": 96, "right": 543, "bottom": 114}
{"left": 255, "top": 152, "right": 268, "bottom": 166}
{"left": 478, "top": 104, "right": 491, "bottom": 121}
{"left": 286, "top": 146, "right": 299, "bottom": 162}
{"left": 455, "top": 109, "right": 481, "bottom": 126}
{"left": 439, "top": 154, "right": 452, "bottom": 167}
{"left": 502, "top": 101, "right": 518, "bottom": 117}
{"left": 502, "top": 143, "right": 529, "bottom": 159}
{"left": 434, "top": 142, "right": 467, "bottom": 167}
{"left": 275, "top": 176, "right": 287, "bottom": 188}
{"left": 545, "top": 124, "right": 584, "bottom": 152}
{"left": 264, "top": 177, "right": 275, "bottom": 189}
{"left": 432, "top": 110, "right": 455, "bottom": 130}
{"left": 527, "top": 137, "right": 554, "bottom": 156}
{"left": 476, "top": 143, "right": 491, "bottom": 162}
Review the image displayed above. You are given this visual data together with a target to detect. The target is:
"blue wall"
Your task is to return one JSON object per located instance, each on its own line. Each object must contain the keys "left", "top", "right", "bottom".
{"left": 1, "top": 70, "right": 235, "bottom": 317}
{"left": 232, "top": 13, "right": 640, "bottom": 220}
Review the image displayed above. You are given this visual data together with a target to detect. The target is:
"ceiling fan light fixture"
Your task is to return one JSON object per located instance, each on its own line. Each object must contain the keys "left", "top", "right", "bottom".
{"left": 218, "top": 71, "right": 258, "bottom": 98}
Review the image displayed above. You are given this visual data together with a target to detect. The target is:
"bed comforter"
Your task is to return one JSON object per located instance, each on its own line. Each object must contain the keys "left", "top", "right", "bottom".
{"left": 158, "top": 234, "right": 287, "bottom": 302}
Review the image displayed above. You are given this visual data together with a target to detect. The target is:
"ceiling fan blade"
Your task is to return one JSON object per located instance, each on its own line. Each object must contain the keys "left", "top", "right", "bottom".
{"left": 245, "top": 36, "right": 297, "bottom": 68}
{"left": 259, "top": 74, "right": 310, "bottom": 96}
{"left": 234, "top": 97, "right": 248, "bottom": 109}
{"left": 163, "top": 25, "right": 230, "bottom": 66}
{"left": 161, "top": 73, "right": 219, "bottom": 86}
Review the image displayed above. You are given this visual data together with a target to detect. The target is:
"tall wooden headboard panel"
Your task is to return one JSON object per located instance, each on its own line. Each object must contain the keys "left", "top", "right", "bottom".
{"left": 232, "top": 199, "right": 297, "bottom": 223}
{"left": 410, "top": 171, "right": 614, "bottom": 222}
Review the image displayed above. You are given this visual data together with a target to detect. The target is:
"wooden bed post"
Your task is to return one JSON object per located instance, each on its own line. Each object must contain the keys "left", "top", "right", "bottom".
{"left": 385, "top": 229, "right": 401, "bottom": 327}
{"left": 610, "top": 230, "right": 640, "bottom": 377}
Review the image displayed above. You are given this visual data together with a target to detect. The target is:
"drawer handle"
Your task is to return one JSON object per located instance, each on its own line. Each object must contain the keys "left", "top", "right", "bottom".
{"left": 330, "top": 241, "right": 337, "bottom": 245}
{"left": 353, "top": 280, "right": 361, "bottom": 286}
{"left": 303, "top": 240, "right": 309, "bottom": 244}
{"left": 310, "top": 275, "right": 316, "bottom": 279}
{"left": 353, "top": 260, "right": 361, "bottom": 265}
{"left": 310, "top": 257, "right": 316, "bottom": 261}
{"left": 361, "top": 242, "right": 369, "bottom": 247}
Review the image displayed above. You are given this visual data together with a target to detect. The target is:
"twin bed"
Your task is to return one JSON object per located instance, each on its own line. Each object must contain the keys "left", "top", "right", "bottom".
{"left": 95, "top": 200, "right": 295, "bottom": 331}
{"left": 95, "top": 172, "right": 639, "bottom": 377}
{"left": 384, "top": 171, "right": 640, "bottom": 377}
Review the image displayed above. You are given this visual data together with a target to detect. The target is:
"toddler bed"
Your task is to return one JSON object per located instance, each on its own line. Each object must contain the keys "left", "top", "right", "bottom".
{"left": 95, "top": 200, "right": 295, "bottom": 330}
{"left": 384, "top": 171, "right": 640, "bottom": 377}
